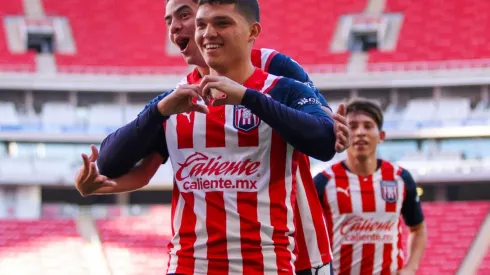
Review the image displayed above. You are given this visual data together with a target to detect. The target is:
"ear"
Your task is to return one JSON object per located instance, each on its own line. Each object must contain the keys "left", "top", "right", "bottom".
{"left": 379, "top": 129, "right": 386, "bottom": 144}
{"left": 249, "top": 22, "right": 261, "bottom": 42}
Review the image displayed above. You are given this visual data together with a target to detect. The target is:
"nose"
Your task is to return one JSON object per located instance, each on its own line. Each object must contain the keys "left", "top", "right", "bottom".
{"left": 202, "top": 24, "right": 217, "bottom": 39}
{"left": 354, "top": 126, "right": 365, "bottom": 136}
{"left": 169, "top": 19, "right": 182, "bottom": 34}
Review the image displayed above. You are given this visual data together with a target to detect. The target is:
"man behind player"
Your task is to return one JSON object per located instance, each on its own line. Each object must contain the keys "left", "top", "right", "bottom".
{"left": 314, "top": 98, "right": 427, "bottom": 275}
{"left": 75, "top": 0, "right": 350, "bottom": 274}
{"left": 80, "top": 0, "right": 339, "bottom": 273}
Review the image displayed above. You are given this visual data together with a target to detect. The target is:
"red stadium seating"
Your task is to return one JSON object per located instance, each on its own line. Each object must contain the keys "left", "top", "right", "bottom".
{"left": 96, "top": 206, "right": 172, "bottom": 275}
{"left": 42, "top": 0, "right": 366, "bottom": 73}
{"left": 256, "top": 0, "right": 365, "bottom": 71}
{"left": 401, "top": 202, "right": 490, "bottom": 275}
{"left": 369, "top": 0, "right": 490, "bottom": 65}
{"left": 477, "top": 241, "right": 490, "bottom": 275}
{"left": 42, "top": 0, "right": 187, "bottom": 73}
{"left": 0, "top": 219, "right": 90, "bottom": 275}
{"left": 0, "top": 0, "right": 36, "bottom": 72}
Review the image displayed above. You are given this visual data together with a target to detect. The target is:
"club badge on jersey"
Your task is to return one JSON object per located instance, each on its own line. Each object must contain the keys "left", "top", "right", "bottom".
{"left": 380, "top": 180, "right": 399, "bottom": 203}
{"left": 233, "top": 105, "right": 261, "bottom": 132}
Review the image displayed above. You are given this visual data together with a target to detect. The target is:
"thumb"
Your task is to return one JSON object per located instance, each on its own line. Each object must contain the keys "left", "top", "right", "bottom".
{"left": 337, "top": 103, "right": 346, "bottom": 116}
{"left": 212, "top": 97, "right": 228, "bottom": 107}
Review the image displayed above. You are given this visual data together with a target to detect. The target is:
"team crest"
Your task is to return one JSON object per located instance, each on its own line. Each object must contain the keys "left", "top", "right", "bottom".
{"left": 233, "top": 105, "right": 261, "bottom": 132}
{"left": 380, "top": 180, "right": 398, "bottom": 203}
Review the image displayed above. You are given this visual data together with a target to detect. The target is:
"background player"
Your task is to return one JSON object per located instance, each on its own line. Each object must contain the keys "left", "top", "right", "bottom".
{"left": 314, "top": 98, "right": 427, "bottom": 275}
{"left": 75, "top": 0, "right": 350, "bottom": 273}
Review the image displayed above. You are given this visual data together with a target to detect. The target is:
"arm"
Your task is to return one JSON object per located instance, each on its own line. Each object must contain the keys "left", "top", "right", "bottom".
{"left": 97, "top": 93, "right": 171, "bottom": 178}
{"left": 241, "top": 80, "right": 336, "bottom": 161}
{"left": 94, "top": 153, "right": 163, "bottom": 195}
{"left": 313, "top": 171, "right": 331, "bottom": 205}
{"left": 399, "top": 168, "right": 427, "bottom": 274}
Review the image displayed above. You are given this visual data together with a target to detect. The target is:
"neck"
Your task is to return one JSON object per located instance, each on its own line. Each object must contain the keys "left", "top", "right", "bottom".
{"left": 211, "top": 56, "right": 255, "bottom": 84}
{"left": 345, "top": 154, "right": 378, "bottom": 176}
{"left": 196, "top": 65, "right": 210, "bottom": 76}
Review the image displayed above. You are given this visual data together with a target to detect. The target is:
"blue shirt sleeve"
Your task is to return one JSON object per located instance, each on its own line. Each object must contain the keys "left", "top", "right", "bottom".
{"left": 400, "top": 168, "right": 425, "bottom": 227}
{"left": 267, "top": 52, "right": 330, "bottom": 110}
{"left": 313, "top": 172, "right": 330, "bottom": 206}
{"left": 97, "top": 91, "right": 172, "bottom": 178}
{"left": 241, "top": 78, "right": 336, "bottom": 161}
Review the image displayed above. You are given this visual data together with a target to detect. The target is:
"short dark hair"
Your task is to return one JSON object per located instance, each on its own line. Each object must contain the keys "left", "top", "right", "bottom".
{"left": 166, "top": 0, "right": 198, "bottom": 3}
{"left": 198, "top": 0, "right": 260, "bottom": 23}
{"left": 346, "top": 98, "right": 384, "bottom": 129}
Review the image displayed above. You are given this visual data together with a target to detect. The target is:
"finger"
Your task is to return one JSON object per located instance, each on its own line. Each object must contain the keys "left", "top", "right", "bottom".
{"left": 80, "top": 154, "right": 91, "bottom": 181}
{"left": 190, "top": 103, "right": 209, "bottom": 114}
{"left": 333, "top": 113, "right": 347, "bottom": 125}
{"left": 212, "top": 97, "right": 228, "bottom": 106}
{"left": 95, "top": 176, "right": 117, "bottom": 187}
{"left": 86, "top": 162, "right": 100, "bottom": 183}
{"left": 336, "top": 103, "right": 346, "bottom": 116}
{"left": 202, "top": 82, "right": 225, "bottom": 100}
{"left": 337, "top": 133, "right": 348, "bottom": 145}
{"left": 337, "top": 123, "right": 350, "bottom": 135}
{"left": 88, "top": 145, "right": 99, "bottom": 162}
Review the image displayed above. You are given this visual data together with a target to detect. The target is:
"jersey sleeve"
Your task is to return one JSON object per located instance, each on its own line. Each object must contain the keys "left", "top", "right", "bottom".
{"left": 241, "top": 78, "right": 336, "bottom": 161}
{"left": 313, "top": 172, "right": 331, "bottom": 206}
{"left": 400, "top": 168, "right": 425, "bottom": 227}
{"left": 97, "top": 91, "right": 172, "bottom": 178}
{"left": 267, "top": 52, "right": 330, "bottom": 110}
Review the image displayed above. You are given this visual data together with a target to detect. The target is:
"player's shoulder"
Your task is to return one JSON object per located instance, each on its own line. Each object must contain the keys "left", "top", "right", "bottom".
{"left": 380, "top": 159, "right": 416, "bottom": 188}
{"left": 314, "top": 161, "right": 344, "bottom": 185}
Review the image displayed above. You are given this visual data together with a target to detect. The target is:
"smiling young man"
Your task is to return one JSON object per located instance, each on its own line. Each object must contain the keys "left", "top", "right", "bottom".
{"left": 314, "top": 98, "right": 427, "bottom": 275}
{"left": 75, "top": 0, "right": 350, "bottom": 274}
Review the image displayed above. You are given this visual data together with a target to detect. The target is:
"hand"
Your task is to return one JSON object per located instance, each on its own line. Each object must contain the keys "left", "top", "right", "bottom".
{"left": 199, "top": 75, "right": 247, "bottom": 106}
{"left": 157, "top": 84, "right": 209, "bottom": 116}
{"left": 333, "top": 103, "right": 350, "bottom": 153}
{"left": 75, "top": 145, "right": 116, "bottom": 197}
{"left": 397, "top": 267, "right": 416, "bottom": 275}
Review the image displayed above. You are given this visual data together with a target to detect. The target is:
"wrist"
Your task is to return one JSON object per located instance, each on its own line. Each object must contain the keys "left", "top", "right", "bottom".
{"left": 157, "top": 99, "right": 171, "bottom": 116}
{"left": 404, "top": 264, "right": 418, "bottom": 272}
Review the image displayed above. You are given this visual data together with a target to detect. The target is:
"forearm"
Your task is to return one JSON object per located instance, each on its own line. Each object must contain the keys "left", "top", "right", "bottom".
{"left": 94, "top": 153, "right": 163, "bottom": 195}
{"left": 97, "top": 103, "right": 168, "bottom": 178}
{"left": 405, "top": 223, "right": 427, "bottom": 271}
{"left": 242, "top": 89, "right": 336, "bottom": 161}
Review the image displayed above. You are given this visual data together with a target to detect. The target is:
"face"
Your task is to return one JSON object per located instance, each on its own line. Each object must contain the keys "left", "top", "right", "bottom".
{"left": 195, "top": 3, "right": 260, "bottom": 72}
{"left": 346, "top": 112, "right": 385, "bottom": 161}
{"left": 165, "top": 0, "right": 206, "bottom": 67}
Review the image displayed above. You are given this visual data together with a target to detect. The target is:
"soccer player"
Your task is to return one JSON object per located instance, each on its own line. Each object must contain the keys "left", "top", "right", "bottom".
{"left": 75, "top": 0, "right": 349, "bottom": 274}
{"left": 314, "top": 98, "right": 427, "bottom": 275}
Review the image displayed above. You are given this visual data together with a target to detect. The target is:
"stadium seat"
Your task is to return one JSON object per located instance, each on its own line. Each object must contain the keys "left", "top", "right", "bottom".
{"left": 41, "top": 103, "right": 77, "bottom": 130}
{"left": 0, "top": 219, "right": 90, "bottom": 275}
{"left": 368, "top": 0, "right": 490, "bottom": 66}
{"left": 399, "top": 99, "right": 438, "bottom": 129}
{"left": 0, "top": 0, "right": 36, "bottom": 73}
{"left": 96, "top": 207, "right": 172, "bottom": 275}
{"left": 478, "top": 246, "right": 490, "bottom": 275}
{"left": 0, "top": 102, "right": 20, "bottom": 126}
{"left": 377, "top": 141, "right": 418, "bottom": 162}
{"left": 87, "top": 104, "right": 124, "bottom": 133}
{"left": 435, "top": 98, "right": 471, "bottom": 127}
{"left": 401, "top": 202, "right": 490, "bottom": 275}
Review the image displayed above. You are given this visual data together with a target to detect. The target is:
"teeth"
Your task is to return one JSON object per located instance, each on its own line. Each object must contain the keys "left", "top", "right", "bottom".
{"left": 205, "top": 44, "right": 221, "bottom": 49}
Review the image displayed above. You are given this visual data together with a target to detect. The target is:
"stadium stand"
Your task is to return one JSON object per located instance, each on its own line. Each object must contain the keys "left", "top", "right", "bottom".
{"left": 42, "top": 0, "right": 187, "bottom": 72}
{"left": 401, "top": 202, "right": 490, "bottom": 275}
{"left": 0, "top": 1, "right": 36, "bottom": 72}
{"left": 0, "top": 219, "right": 90, "bottom": 275}
{"left": 368, "top": 0, "right": 490, "bottom": 64}
{"left": 255, "top": 0, "right": 365, "bottom": 70}
{"left": 96, "top": 206, "right": 172, "bottom": 275}
{"left": 478, "top": 248, "right": 490, "bottom": 275}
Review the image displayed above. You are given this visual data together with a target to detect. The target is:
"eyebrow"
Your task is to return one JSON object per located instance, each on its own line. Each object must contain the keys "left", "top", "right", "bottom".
{"left": 196, "top": 15, "right": 234, "bottom": 22}
{"left": 164, "top": 5, "right": 192, "bottom": 21}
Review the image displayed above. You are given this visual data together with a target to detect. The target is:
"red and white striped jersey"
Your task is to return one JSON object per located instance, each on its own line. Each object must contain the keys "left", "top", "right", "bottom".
{"left": 165, "top": 69, "right": 300, "bottom": 274}
{"left": 251, "top": 48, "right": 333, "bottom": 271}
{"left": 315, "top": 160, "right": 424, "bottom": 275}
